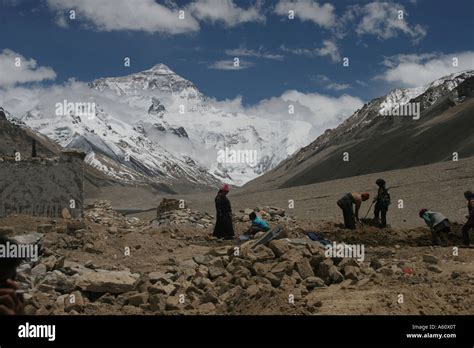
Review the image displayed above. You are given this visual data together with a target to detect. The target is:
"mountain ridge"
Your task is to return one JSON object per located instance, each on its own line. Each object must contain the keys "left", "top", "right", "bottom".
{"left": 242, "top": 70, "right": 474, "bottom": 192}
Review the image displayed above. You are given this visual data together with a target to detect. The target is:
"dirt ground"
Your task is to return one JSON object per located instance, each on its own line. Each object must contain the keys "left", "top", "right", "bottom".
{"left": 1, "top": 206, "right": 473, "bottom": 315}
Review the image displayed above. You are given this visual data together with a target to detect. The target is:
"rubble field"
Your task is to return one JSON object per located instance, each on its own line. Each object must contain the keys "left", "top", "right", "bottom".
{"left": 0, "top": 199, "right": 473, "bottom": 315}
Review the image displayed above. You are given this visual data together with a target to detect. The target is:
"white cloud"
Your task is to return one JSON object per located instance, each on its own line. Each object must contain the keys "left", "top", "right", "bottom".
{"left": 313, "top": 74, "right": 350, "bottom": 90}
{"left": 326, "top": 82, "right": 350, "bottom": 91}
{"left": 274, "top": 0, "right": 337, "bottom": 29}
{"left": 281, "top": 40, "right": 341, "bottom": 63}
{"left": 0, "top": 49, "right": 56, "bottom": 87}
{"left": 376, "top": 51, "right": 474, "bottom": 87}
{"left": 315, "top": 40, "right": 341, "bottom": 63}
{"left": 225, "top": 47, "right": 283, "bottom": 60}
{"left": 187, "top": 0, "right": 265, "bottom": 27}
{"left": 46, "top": 0, "right": 199, "bottom": 34}
{"left": 210, "top": 90, "right": 363, "bottom": 138}
{"left": 345, "top": 2, "right": 427, "bottom": 42}
{"left": 209, "top": 59, "right": 255, "bottom": 70}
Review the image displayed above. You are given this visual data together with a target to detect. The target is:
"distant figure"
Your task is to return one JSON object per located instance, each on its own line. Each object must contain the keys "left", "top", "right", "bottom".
{"left": 462, "top": 190, "right": 474, "bottom": 247}
{"left": 373, "top": 179, "right": 391, "bottom": 228}
{"left": 0, "top": 236, "right": 25, "bottom": 315}
{"left": 213, "top": 184, "right": 234, "bottom": 240}
{"left": 245, "top": 212, "right": 270, "bottom": 236}
{"left": 419, "top": 209, "right": 450, "bottom": 246}
{"left": 337, "top": 192, "right": 370, "bottom": 230}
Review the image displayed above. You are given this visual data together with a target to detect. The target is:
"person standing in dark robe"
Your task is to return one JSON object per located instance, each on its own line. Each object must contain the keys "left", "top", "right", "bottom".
{"left": 213, "top": 184, "right": 234, "bottom": 240}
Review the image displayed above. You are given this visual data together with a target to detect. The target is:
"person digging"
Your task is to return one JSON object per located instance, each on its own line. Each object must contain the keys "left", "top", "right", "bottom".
{"left": 244, "top": 212, "right": 270, "bottom": 237}
{"left": 337, "top": 192, "right": 370, "bottom": 230}
{"left": 419, "top": 209, "right": 450, "bottom": 246}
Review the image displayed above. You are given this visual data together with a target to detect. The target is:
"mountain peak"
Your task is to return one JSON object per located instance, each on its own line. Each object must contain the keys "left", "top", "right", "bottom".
{"left": 147, "top": 63, "right": 174, "bottom": 74}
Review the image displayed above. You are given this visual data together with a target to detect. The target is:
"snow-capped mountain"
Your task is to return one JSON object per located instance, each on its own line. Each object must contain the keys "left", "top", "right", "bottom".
{"left": 243, "top": 70, "right": 474, "bottom": 191}
{"left": 4, "top": 64, "right": 314, "bottom": 187}
{"left": 303, "top": 70, "right": 474, "bottom": 153}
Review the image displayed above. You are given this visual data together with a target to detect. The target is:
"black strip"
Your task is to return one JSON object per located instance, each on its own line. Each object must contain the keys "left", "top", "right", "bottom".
{"left": 0, "top": 315, "right": 472, "bottom": 346}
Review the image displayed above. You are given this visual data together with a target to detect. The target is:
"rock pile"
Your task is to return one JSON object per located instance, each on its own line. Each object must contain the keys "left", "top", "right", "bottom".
{"left": 151, "top": 199, "right": 214, "bottom": 229}
{"left": 133, "top": 236, "right": 377, "bottom": 314}
{"left": 85, "top": 200, "right": 144, "bottom": 229}
{"left": 9, "top": 224, "right": 453, "bottom": 315}
{"left": 235, "top": 206, "right": 297, "bottom": 226}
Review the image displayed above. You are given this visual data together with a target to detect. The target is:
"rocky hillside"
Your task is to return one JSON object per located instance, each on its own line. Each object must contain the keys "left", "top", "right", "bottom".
{"left": 243, "top": 71, "right": 474, "bottom": 192}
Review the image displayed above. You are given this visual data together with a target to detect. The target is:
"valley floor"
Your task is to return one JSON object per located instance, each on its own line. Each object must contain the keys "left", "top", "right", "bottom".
{"left": 92, "top": 156, "right": 474, "bottom": 230}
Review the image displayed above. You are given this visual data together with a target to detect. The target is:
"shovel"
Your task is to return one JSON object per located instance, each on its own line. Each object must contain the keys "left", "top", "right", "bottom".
{"left": 363, "top": 200, "right": 375, "bottom": 220}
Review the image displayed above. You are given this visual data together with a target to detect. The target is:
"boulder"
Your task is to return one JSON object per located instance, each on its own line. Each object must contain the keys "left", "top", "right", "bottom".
{"left": 268, "top": 239, "right": 291, "bottom": 257}
{"left": 31, "top": 263, "right": 48, "bottom": 281}
{"left": 42, "top": 255, "right": 57, "bottom": 271}
{"left": 296, "top": 259, "right": 314, "bottom": 279}
{"left": 226, "top": 258, "right": 252, "bottom": 273}
{"left": 67, "top": 220, "right": 86, "bottom": 233}
{"left": 244, "top": 245, "right": 275, "bottom": 262}
{"left": 233, "top": 266, "right": 252, "bottom": 279}
{"left": 207, "top": 246, "right": 232, "bottom": 257}
{"left": 264, "top": 272, "right": 281, "bottom": 287}
{"left": 208, "top": 266, "right": 226, "bottom": 280}
{"left": 279, "top": 274, "right": 297, "bottom": 291}
{"left": 64, "top": 291, "right": 84, "bottom": 313}
{"left": 328, "top": 265, "right": 344, "bottom": 284}
{"left": 253, "top": 262, "right": 272, "bottom": 277}
{"left": 271, "top": 260, "right": 295, "bottom": 278}
{"left": 316, "top": 259, "right": 333, "bottom": 279}
{"left": 197, "top": 302, "right": 216, "bottom": 313}
{"left": 427, "top": 265, "right": 443, "bottom": 273}
{"left": 338, "top": 258, "right": 360, "bottom": 269}
{"left": 422, "top": 254, "right": 439, "bottom": 264}
{"left": 200, "top": 289, "right": 220, "bottom": 304}
{"left": 39, "top": 270, "right": 75, "bottom": 293}
{"left": 343, "top": 265, "right": 360, "bottom": 280}
{"left": 125, "top": 292, "right": 149, "bottom": 307}
{"left": 246, "top": 284, "right": 260, "bottom": 297}
{"left": 76, "top": 270, "right": 140, "bottom": 293}
{"left": 193, "top": 254, "right": 214, "bottom": 265}
{"left": 165, "top": 296, "right": 182, "bottom": 311}
{"left": 179, "top": 259, "right": 198, "bottom": 269}
{"left": 303, "top": 276, "right": 326, "bottom": 289}
{"left": 149, "top": 294, "right": 166, "bottom": 312}
{"left": 148, "top": 272, "right": 174, "bottom": 285}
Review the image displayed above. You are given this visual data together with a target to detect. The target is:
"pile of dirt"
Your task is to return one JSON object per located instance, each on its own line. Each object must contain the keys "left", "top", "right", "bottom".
{"left": 311, "top": 220, "right": 467, "bottom": 247}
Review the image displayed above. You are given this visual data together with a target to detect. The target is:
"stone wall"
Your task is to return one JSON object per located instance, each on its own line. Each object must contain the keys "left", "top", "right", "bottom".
{"left": 0, "top": 150, "right": 85, "bottom": 218}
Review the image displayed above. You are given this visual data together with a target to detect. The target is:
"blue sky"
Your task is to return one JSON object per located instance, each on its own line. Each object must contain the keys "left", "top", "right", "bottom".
{"left": 0, "top": 0, "right": 473, "bottom": 106}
